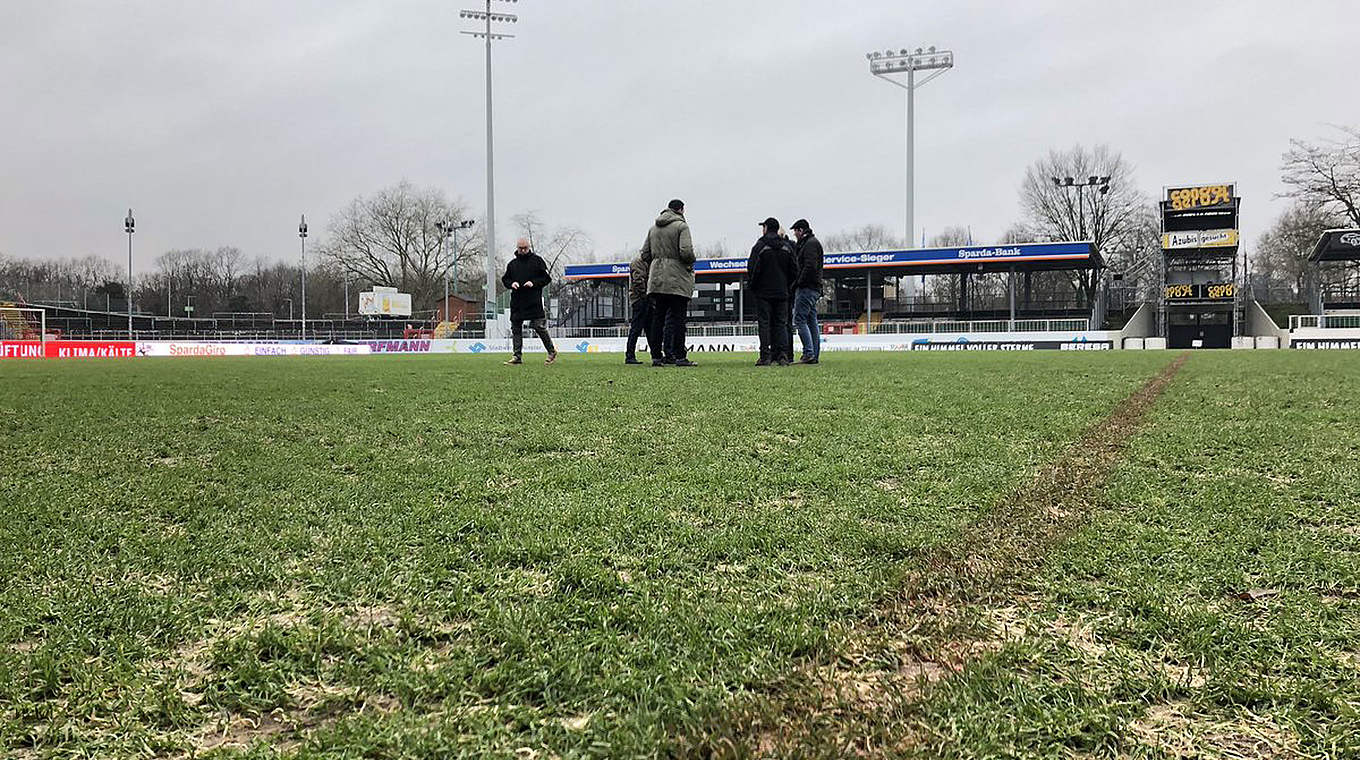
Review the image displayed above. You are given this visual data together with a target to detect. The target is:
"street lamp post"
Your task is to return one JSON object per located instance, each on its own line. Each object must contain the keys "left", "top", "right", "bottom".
{"left": 1049, "top": 175, "right": 1111, "bottom": 240}
{"left": 436, "top": 218, "right": 477, "bottom": 324}
{"left": 461, "top": 0, "right": 518, "bottom": 331}
{"left": 867, "top": 46, "right": 953, "bottom": 300}
{"left": 284, "top": 297, "right": 294, "bottom": 322}
{"left": 299, "top": 215, "right": 308, "bottom": 340}
{"left": 124, "top": 209, "right": 135, "bottom": 339}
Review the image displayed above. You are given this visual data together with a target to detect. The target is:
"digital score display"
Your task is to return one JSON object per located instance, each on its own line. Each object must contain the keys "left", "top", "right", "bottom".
{"left": 1166, "top": 184, "right": 1235, "bottom": 212}
{"left": 1165, "top": 282, "right": 1236, "bottom": 301}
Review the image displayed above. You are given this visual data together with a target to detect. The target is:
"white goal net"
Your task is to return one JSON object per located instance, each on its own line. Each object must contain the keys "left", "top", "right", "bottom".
{"left": 0, "top": 306, "right": 47, "bottom": 341}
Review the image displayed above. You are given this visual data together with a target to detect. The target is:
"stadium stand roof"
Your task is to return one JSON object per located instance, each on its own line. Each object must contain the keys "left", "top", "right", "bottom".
{"left": 565, "top": 241, "right": 1101, "bottom": 282}
{"left": 1309, "top": 229, "right": 1360, "bottom": 263}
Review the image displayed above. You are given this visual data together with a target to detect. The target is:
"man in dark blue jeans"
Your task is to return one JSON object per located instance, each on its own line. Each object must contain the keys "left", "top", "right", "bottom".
{"left": 790, "top": 219, "right": 824, "bottom": 364}
{"left": 624, "top": 255, "right": 650, "bottom": 364}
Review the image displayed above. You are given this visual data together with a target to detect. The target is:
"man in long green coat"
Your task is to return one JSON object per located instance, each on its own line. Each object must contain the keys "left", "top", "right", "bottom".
{"left": 639, "top": 199, "right": 697, "bottom": 367}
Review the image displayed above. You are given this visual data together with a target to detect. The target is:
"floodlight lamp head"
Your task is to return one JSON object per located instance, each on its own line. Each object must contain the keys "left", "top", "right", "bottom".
{"left": 124, "top": 209, "right": 135, "bottom": 233}
{"left": 299, "top": 214, "right": 308, "bottom": 237}
{"left": 1064, "top": 177, "right": 1074, "bottom": 185}
{"left": 1051, "top": 177, "right": 1061, "bottom": 187}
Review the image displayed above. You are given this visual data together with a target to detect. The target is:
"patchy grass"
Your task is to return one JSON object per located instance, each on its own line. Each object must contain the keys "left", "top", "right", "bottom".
{"left": 0, "top": 352, "right": 1163, "bottom": 758}
{"left": 7, "top": 350, "right": 1356, "bottom": 758}
{"left": 899, "top": 352, "right": 1360, "bottom": 759}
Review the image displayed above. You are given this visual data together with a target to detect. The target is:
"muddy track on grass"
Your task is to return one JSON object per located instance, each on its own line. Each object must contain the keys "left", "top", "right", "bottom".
{"left": 693, "top": 353, "right": 1191, "bottom": 759}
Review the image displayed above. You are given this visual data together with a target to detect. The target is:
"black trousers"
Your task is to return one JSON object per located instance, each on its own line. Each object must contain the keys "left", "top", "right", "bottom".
{"left": 755, "top": 297, "right": 792, "bottom": 362}
{"left": 648, "top": 293, "right": 690, "bottom": 362}
{"left": 511, "top": 317, "right": 555, "bottom": 357}
{"left": 626, "top": 298, "right": 651, "bottom": 359}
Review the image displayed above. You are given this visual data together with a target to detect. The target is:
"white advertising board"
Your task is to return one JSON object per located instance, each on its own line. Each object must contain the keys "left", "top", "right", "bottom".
{"left": 136, "top": 342, "right": 372, "bottom": 357}
{"left": 446, "top": 332, "right": 1118, "bottom": 355}
{"left": 358, "top": 291, "right": 413, "bottom": 317}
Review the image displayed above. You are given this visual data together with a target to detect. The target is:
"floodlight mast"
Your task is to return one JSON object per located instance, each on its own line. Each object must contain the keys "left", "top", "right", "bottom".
{"left": 299, "top": 215, "right": 309, "bottom": 340}
{"left": 865, "top": 46, "right": 954, "bottom": 256}
{"left": 460, "top": 0, "right": 518, "bottom": 332}
{"left": 124, "top": 209, "right": 135, "bottom": 340}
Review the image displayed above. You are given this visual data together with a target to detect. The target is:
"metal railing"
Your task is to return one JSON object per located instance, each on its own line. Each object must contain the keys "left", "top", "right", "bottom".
{"left": 1289, "top": 313, "right": 1360, "bottom": 330}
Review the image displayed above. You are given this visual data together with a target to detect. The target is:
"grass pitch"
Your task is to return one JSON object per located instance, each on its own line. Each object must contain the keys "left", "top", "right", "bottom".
{"left": 1, "top": 352, "right": 1356, "bottom": 758}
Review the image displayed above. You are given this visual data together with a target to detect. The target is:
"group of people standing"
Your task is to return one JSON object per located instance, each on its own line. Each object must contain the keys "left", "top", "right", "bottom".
{"left": 625, "top": 200, "right": 825, "bottom": 366}
{"left": 501, "top": 199, "right": 826, "bottom": 366}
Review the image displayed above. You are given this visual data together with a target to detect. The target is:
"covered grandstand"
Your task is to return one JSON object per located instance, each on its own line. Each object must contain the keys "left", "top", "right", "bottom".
{"left": 559, "top": 240, "right": 1105, "bottom": 335}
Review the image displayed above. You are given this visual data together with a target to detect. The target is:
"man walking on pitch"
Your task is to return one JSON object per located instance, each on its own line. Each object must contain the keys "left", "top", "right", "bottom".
{"left": 624, "top": 254, "right": 650, "bottom": 365}
{"left": 640, "top": 199, "right": 697, "bottom": 367}
{"left": 790, "top": 218, "right": 824, "bottom": 364}
{"left": 747, "top": 217, "right": 796, "bottom": 366}
{"left": 501, "top": 237, "right": 558, "bottom": 365}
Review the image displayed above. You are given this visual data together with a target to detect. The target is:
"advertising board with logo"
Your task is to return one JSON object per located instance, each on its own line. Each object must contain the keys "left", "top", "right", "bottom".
{"left": 357, "top": 288, "right": 413, "bottom": 317}
{"left": 136, "top": 342, "right": 372, "bottom": 357}
{"left": 1166, "top": 184, "right": 1235, "bottom": 212}
{"left": 564, "top": 241, "right": 1095, "bottom": 280}
{"left": 1161, "top": 229, "right": 1239, "bottom": 250}
{"left": 0, "top": 341, "right": 137, "bottom": 359}
{"left": 909, "top": 339, "right": 1113, "bottom": 351}
{"left": 365, "top": 339, "right": 455, "bottom": 354}
{"left": 1290, "top": 338, "right": 1360, "bottom": 350}
{"left": 1164, "top": 282, "right": 1236, "bottom": 301}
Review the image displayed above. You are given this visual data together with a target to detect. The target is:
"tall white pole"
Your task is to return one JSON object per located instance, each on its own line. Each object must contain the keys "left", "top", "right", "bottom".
{"left": 299, "top": 214, "right": 308, "bottom": 341}
{"left": 906, "top": 66, "right": 915, "bottom": 251}
{"left": 483, "top": 0, "right": 497, "bottom": 327}
{"left": 124, "top": 209, "right": 134, "bottom": 340}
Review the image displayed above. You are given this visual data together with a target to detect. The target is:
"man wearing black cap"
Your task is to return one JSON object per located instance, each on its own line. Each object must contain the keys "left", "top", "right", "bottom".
{"left": 790, "top": 219, "right": 824, "bottom": 364}
{"left": 747, "top": 217, "right": 796, "bottom": 366}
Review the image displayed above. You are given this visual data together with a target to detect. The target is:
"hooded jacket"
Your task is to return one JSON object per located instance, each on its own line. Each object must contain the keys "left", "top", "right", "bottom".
{"left": 640, "top": 209, "right": 696, "bottom": 298}
{"left": 501, "top": 250, "right": 551, "bottom": 321}
{"left": 746, "top": 233, "right": 795, "bottom": 299}
{"left": 793, "top": 234, "right": 825, "bottom": 292}
{"left": 628, "top": 256, "right": 650, "bottom": 304}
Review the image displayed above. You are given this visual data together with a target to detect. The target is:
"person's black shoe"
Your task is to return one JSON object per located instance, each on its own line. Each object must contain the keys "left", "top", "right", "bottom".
{"left": 673, "top": 359, "right": 698, "bottom": 367}
{"left": 651, "top": 360, "right": 669, "bottom": 367}
{"left": 754, "top": 359, "right": 771, "bottom": 366}
{"left": 800, "top": 357, "right": 820, "bottom": 365}
{"left": 625, "top": 357, "right": 642, "bottom": 365}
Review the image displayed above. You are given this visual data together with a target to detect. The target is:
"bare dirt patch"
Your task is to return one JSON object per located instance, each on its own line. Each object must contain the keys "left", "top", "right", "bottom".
{"left": 1128, "top": 700, "right": 1303, "bottom": 758}
{"left": 719, "top": 354, "right": 1191, "bottom": 757}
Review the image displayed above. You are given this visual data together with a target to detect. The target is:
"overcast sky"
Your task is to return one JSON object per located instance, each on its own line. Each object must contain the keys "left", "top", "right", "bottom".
{"left": 3, "top": 0, "right": 1358, "bottom": 270}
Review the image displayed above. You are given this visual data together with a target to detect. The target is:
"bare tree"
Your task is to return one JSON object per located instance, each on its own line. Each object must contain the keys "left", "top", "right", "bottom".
{"left": 511, "top": 211, "right": 593, "bottom": 283}
{"left": 1019, "top": 145, "right": 1149, "bottom": 302}
{"left": 997, "top": 224, "right": 1035, "bottom": 244}
{"left": 1254, "top": 203, "right": 1341, "bottom": 299}
{"left": 824, "top": 224, "right": 901, "bottom": 252}
{"left": 319, "top": 181, "right": 479, "bottom": 310}
{"left": 1280, "top": 126, "right": 1360, "bottom": 226}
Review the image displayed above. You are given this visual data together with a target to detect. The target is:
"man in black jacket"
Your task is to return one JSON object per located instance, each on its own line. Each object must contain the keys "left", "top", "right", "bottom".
{"left": 747, "top": 217, "right": 796, "bottom": 366}
{"left": 790, "top": 219, "right": 824, "bottom": 364}
{"left": 624, "top": 255, "right": 649, "bottom": 365}
{"left": 500, "top": 238, "right": 558, "bottom": 365}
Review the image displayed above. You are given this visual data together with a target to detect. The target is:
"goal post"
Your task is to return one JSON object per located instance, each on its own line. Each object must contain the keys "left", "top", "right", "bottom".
{"left": 0, "top": 305, "right": 48, "bottom": 342}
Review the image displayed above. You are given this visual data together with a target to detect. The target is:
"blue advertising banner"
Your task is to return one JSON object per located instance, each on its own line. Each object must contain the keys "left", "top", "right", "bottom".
{"left": 565, "top": 241, "right": 1094, "bottom": 280}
